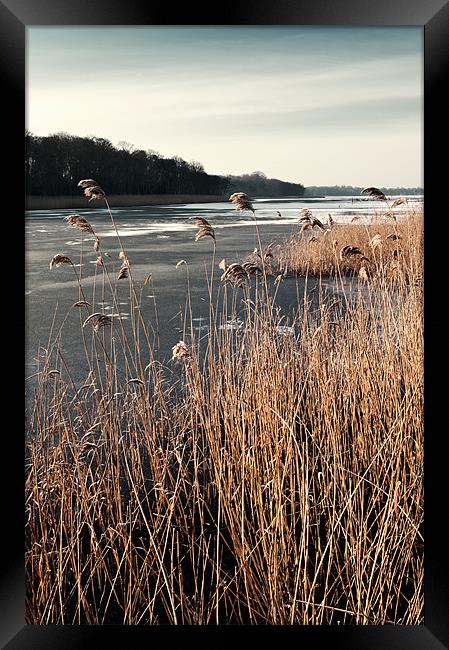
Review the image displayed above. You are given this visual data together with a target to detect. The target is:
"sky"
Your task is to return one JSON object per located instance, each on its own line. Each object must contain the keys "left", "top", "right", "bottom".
{"left": 27, "top": 27, "right": 423, "bottom": 187}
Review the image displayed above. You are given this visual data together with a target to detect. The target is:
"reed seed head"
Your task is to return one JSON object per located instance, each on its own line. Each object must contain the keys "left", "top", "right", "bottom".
{"left": 229, "top": 192, "right": 254, "bottom": 213}
{"left": 172, "top": 341, "right": 191, "bottom": 362}
{"left": 359, "top": 266, "right": 369, "bottom": 281}
{"left": 73, "top": 300, "right": 91, "bottom": 308}
{"left": 64, "top": 214, "right": 95, "bottom": 235}
{"left": 195, "top": 225, "right": 215, "bottom": 241}
{"left": 192, "top": 217, "right": 211, "bottom": 227}
{"left": 82, "top": 313, "right": 112, "bottom": 331}
{"left": 299, "top": 208, "right": 313, "bottom": 221}
{"left": 369, "top": 234, "right": 383, "bottom": 250}
{"left": 77, "top": 179, "right": 97, "bottom": 189}
{"left": 391, "top": 197, "right": 406, "bottom": 208}
{"left": 84, "top": 185, "right": 106, "bottom": 201}
{"left": 49, "top": 254, "right": 72, "bottom": 269}
{"left": 361, "top": 187, "right": 387, "bottom": 201}
{"left": 117, "top": 262, "right": 129, "bottom": 280}
{"left": 242, "top": 261, "right": 262, "bottom": 276}
{"left": 340, "top": 245, "right": 363, "bottom": 261}
{"left": 310, "top": 217, "right": 325, "bottom": 230}
{"left": 220, "top": 263, "right": 248, "bottom": 286}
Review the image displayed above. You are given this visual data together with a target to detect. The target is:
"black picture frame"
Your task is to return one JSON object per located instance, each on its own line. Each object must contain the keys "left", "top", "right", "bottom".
{"left": 2, "top": 1, "right": 448, "bottom": 648}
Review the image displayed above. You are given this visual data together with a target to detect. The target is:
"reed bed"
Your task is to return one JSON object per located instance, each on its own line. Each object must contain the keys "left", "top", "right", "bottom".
{"left": 275, "top": 211, "right": 423, "bottom": 283}
{"left": 25, "top": 190, "right": 423, "bottom": 625}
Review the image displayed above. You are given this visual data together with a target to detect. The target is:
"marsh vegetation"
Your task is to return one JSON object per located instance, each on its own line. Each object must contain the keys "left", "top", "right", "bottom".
{"left": 25, "top": 184, "right": 423, "bottom": 625}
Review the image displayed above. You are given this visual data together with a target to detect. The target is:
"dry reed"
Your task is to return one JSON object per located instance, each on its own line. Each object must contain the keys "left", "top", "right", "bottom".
{"left": 26, "top": 186, "right": 423, "bottom": 626}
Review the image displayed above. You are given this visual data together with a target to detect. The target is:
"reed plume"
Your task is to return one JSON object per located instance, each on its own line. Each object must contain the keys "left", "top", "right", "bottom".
{"left": 299, "top": 208, "right": 313, "bottom": 221}
{"left": 391, "top": 197, "right": 406, "bottom": 208}
{"left": 49, "top": 254, "right": 72, "bottom": 269}
{"left": 73, "top": 300, "right": 91, "bottom": 308}
{"left": 339, "top": 245, "right": 363, "bottom": 261}
{"left": 359, "top": 265, "right": 370, "bottom": 281}
{"left": 242, "top": 261, "right": 262, "bottom": 276}
{"left": 220, "top": 262, "right": 248, "bottom": 287}
{"left": 299, "top": 210, "right": 325, "bottom": 231}
{"left": 77, "top": 179, "right": 97, "bottom": 189}
{"left": 82, "top": 313, "right": 112, "bottom": 332}
{"left": 229, "top": 192, "right": 255, "bottom": 213}
{"left": 195, "top": 225, "right": 215, "bottom": 241}
{"left": 171, "top": 340, "right": 191, "bottom": 362}
{"left": 77, "top": 178, "right": 106, "bottom": 201}
{"left": 64, "top": 214, "right": 95, "bottom": 235}
{"left": 84, "top": 186, "right": 106, "bottom": 201}
{"left": 311, "top": 217, "right": 325, "bottom": 230}
{"left": 117, "top": 262, "right": 129, "bottom": 280}
{"left": 361, "top": 186, "right": 387, "bottom": 201}
{"left": 369, "top": 234, "right": 383, "bottom": 250}
{"left": 192, "top": 217, "right": 212, "bottom": 227}
{"left": 64, "top": 215, "right": 101, "bottom": 251}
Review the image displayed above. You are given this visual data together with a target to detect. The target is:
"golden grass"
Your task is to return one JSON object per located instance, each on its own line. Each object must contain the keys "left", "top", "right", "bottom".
{"left": 275, "top": 212, "right": 423, "bottom": 282}
{"left": 25, "top": 196, "right": 423, "bottom": 625}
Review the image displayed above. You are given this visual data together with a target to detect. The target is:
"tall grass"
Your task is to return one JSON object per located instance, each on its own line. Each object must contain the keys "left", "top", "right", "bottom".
{"left": 25, "top": 193, "right": 423, "bottom": 625}
{"left": 276, "top": 211, "right": 422, "bottom": 282}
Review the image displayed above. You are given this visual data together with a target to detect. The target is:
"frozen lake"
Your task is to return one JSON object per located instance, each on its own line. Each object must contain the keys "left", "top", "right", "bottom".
{"left": 25, "top": 195, "right": 421, "bottom": 391}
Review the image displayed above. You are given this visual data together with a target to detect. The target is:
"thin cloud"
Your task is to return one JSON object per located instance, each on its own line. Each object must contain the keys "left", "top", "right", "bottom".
{"left": 27, "top": 26, "right": 423, "bottom": 186}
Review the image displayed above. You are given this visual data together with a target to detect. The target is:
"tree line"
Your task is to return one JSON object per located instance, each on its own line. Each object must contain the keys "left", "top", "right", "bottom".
{"left": 227, "top": 171, "right": 305, "bottom": 197}
{"left": 25, "top": 133, "right": 307, "bottom": 198}
{"left": 304, "top": 185, "right": 423, "bottom": 197}
{"left": 25, "top": 132, "right": 230, "bottom": 197}
{"left": 26, "top": 133, "right": 421, "bottom": 199}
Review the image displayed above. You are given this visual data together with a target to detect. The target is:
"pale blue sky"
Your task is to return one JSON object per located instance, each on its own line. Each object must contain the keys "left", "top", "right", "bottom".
{"left": 27, "top": 27, "right": 423, "bottom": 186}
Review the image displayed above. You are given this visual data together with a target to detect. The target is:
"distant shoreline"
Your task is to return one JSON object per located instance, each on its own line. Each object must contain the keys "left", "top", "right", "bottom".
{"left": 25, "top": 194, "right": 230, "bottom": 211}
{"left": 25, "top": 193, "right": 422, "bottom": 211}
